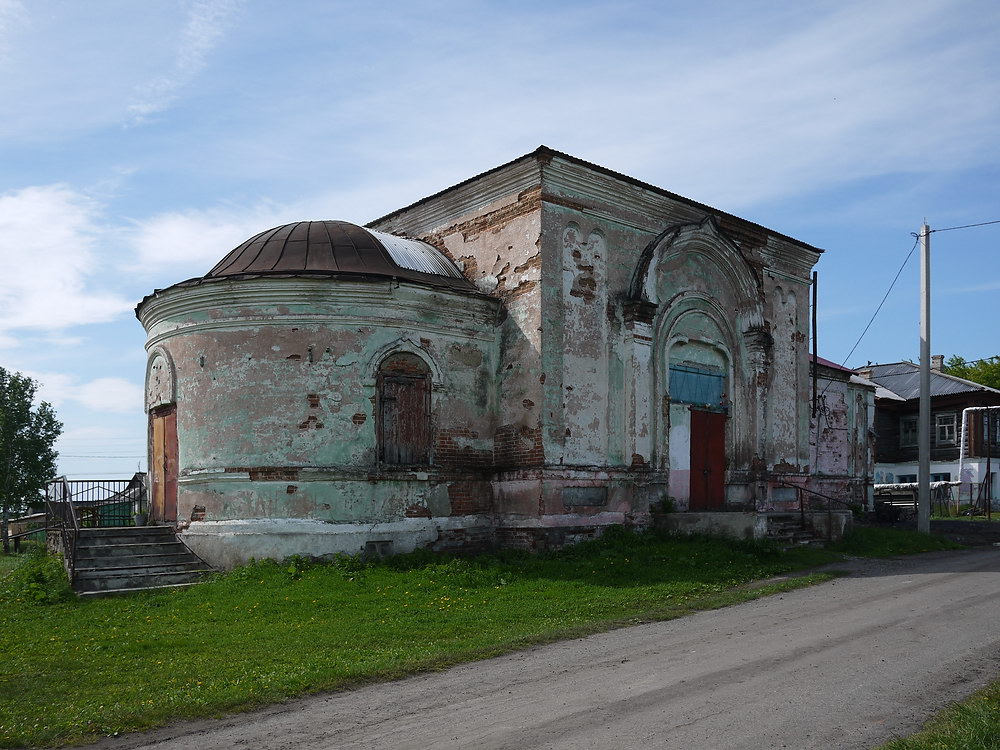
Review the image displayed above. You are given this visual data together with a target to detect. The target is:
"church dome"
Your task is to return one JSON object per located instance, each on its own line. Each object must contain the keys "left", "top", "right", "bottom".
{"left": 205, "top": 220, "right": 473, "bottom": 291}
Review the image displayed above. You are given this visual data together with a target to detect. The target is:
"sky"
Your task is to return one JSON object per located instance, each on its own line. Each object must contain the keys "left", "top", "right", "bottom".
{"left": 1, "top": 0, "right": 999, "bottom": 480}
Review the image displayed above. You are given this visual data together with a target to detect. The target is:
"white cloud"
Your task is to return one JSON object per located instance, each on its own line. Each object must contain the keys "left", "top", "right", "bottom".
{"left": 129, "top": 201, "right": 288, "bottom": 271}
{"left": 126, "top": 180, "right": 430, "bottom": 275}
{"left": 0, "top": 0, "right": 26, "bottom": 60}
{"left": 943, "top": 280, "right": 1000, "bottom": 295}
{"left": 127, "top": 0, "right": 242, "bottom": 123}
{"left": 261, "top": 0, "right": 996, "bottom": 211}
{"left": 0, "top": 184, "right": 133, "bottom": 335}
{"left": 22, "top": 371, "right": 143, "bottom": 414}
{"left": 74, "top": 377, "right": 144, "bottom": 413}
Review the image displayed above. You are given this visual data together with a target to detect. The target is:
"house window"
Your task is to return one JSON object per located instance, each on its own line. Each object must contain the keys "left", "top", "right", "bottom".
{"left": 935, "top": 413, "right": 957, "bottom": 446}
{"left": 897, "top": 474, "right": 917, "bottom": 483}
{"left": 985, "top": 412, "right": 1000, "bottom": 446}
{"left": 900, "top": 416, "right": 918, "bottom": 447}
{"left": 377, "top": 353, "right": 432, "bottom": 465}
{"left": 931, "top": 472, "right": 951, "bottom": 483}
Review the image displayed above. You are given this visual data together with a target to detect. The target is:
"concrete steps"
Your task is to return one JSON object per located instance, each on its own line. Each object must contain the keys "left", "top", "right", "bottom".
{"left": 73, "top": 526, "right": 213, "bottom": 596}
{"left": 765, "top": 513, "right": 822, "bottom": 546}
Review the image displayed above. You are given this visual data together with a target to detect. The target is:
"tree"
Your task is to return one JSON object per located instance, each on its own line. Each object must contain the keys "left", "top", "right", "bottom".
{"left": 0, "top": 368, "right": 62, "bottom": 554}
{"left": 944, "top": 355, "right": 1000, "bottom": 391}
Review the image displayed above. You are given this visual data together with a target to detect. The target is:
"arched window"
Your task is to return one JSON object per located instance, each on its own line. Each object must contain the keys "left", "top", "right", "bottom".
{"left": 377, "top": 353, "right": 432, "bottom": 465}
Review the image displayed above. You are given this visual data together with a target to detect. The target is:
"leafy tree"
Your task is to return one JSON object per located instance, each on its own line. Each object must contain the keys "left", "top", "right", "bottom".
{"left": 0, "top": 368, "right": 62, "bottom": 554}
{"left": 944, "top": 355, "right": 1000, "bottom": 391}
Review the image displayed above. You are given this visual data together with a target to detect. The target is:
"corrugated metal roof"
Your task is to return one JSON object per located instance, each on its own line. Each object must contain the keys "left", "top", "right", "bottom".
{"left": 366, "top": 228, "right": 466, "bottom": 279}
{"left": 867, "top": 361, "right": 1000, "bottom": 400}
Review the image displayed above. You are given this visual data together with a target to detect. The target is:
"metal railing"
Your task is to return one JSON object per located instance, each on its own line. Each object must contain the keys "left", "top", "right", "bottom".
{"left": 45, "top": 477, "right": 81, "bottom": 582}
{"left": 44, "top": 474, "right": 148, "bottom": 582}
{"left": 46, "top": 475, "right": 147, "bottom": 528}
{"left": 768, "top": 479, "right": 858, "bottom": 541}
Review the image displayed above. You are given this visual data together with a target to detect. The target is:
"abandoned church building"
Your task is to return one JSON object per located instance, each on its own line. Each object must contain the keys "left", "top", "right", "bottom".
{"left": 137, "top": 147, "right": 860, "bottom": 568}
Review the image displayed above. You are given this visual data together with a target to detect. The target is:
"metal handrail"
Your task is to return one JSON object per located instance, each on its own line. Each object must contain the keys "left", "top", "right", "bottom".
{"left": 769, "top": 479, "right": 857, "bottom": 542}
{"left": 8, "top": 525, "right": 50, "bottom": 553}
{"left": 44, "top": 477, "right": 80, "bottom": 583}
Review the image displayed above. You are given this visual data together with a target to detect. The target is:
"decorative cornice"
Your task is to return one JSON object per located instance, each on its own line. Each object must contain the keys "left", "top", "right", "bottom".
{"left": 538, "top": 152, "right": 823, "bottom": 254}
{"left": 140, "top": 278, "right": 500, "bottom": 349}
{"left": 368, "top": 157, "right": 543, "bottom": 236}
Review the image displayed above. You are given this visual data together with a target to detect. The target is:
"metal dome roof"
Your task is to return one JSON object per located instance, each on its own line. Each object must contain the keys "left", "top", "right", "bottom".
{"left": 205, "top": 220, "right": 473, "bottom": 290}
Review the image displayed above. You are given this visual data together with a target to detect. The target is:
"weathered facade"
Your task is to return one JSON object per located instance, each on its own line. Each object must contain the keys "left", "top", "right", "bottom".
{"left": 807, "top": 356, "right": 876, "bottom": 509}
{"left": 137, "top": 148, "right": 825, "bottom": 567}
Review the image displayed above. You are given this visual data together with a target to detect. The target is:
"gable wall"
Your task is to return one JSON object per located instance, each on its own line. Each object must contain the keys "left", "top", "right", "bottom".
{"left": 538, "top": 156, "right": 819, "bottom": 508}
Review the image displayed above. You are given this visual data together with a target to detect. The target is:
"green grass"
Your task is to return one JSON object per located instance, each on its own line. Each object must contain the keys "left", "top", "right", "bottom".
{"left": 0, "top": 526, "right": 968, "bottom": 748}
{"left": 0, "top": 530, "right": 841, "bottom": 747}
{"left": 932, "top": 514, "right": 1000, "bottom": 522}
{"left": 828, "top": 526, "right": 965, "bottom": 557}
{"left": 878, "top": 681, "right": 1000, "bottom": 749}
{"left": 0, "top": 553, "right": 22, "bottom": 579}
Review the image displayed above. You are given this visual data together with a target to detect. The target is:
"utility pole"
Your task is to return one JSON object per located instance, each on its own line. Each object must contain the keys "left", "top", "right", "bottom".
{"left": 918, "top": 223, "right": 931, "bottom": 534}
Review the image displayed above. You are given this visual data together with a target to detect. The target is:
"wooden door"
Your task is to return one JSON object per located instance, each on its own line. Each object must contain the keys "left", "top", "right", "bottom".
{"left": 689, "top": 409, "right": 726, "bottom": 510}
{"left": 149, "top": 406, "right": 178, "bottom": 522}
{"left": 379, "top": 376, "right": 431, "bottom": 465}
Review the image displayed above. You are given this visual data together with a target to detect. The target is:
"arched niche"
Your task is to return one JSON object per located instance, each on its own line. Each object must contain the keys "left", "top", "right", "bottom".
{"left": 626, "top": 216, "right": 767, "bottom": 503}
{"left": 365, "top": 337, "right": 444, "bottom": 389}
{"left": 630, "top": 215, "right": 765, "bottom": 334}
{"left": 145, "top": 348, "right": 176, "bottom": 411}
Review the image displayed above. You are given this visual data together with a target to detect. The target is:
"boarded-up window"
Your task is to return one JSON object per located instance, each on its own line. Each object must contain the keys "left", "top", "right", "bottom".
{"left": 378, "top": 353, "right": 432, "bottom": 465}
{"left": 669, "top": 364, "right": 726, "bottom": 410}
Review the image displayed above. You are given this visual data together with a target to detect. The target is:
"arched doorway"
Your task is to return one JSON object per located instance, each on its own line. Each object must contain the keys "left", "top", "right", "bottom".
{"left": 666, "top": 338, "right": 730, "bottom": 510}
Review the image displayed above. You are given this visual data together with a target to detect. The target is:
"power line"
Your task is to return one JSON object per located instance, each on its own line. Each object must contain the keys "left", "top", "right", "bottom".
{"left": 930, "top": 219, "right": 1000, "bottom": 233}
{"left": 841, "top": 234, "right": 921, "bottom": 369}
{"left": 59, "top": 453, "right": 145, "bottom": 458}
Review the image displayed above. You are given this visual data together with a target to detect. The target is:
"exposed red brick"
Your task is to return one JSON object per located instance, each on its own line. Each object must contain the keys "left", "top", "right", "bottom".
{"left": 494, "top": 423, "right": 544, "bottom": 468}
{"left": 231, "top": 467, "right": 301, "bottom": 481}
{"left": 435, "top": 427, "right": 492, "bottom": 468}
{"left": 447, "top": 481, "right": 492, "bottom": 515}
{"left": 352, "top": 412, "right": 368, "bottom": 425}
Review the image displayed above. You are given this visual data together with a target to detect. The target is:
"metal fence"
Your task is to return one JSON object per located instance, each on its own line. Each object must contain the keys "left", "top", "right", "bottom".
{"left": 45, "top": 474, "right": 148, "bottom": 529}
{"left": 43, "top": 474, "right": 148, "bottom": 583}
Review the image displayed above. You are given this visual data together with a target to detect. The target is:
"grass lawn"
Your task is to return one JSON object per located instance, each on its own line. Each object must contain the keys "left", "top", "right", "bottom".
{"left": 0, "top": 526, "right": 964, "bottom": 747}
{"left": 0, "top": 554, "right": 22, "bottom": 579}
{"left": 932, "top": 514, "right": 1000, "bottom": 522}
{"left": 878, "top": 681, "right": 1000, "bottom": 749}
{"left": 827, "top": 526, "right": 964, "bottom": 557}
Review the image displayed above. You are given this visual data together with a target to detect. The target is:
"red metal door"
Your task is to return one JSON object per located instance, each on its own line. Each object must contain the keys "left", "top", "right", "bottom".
{"left": 149, "top": 405, "right": 178, "bottom": 522}
{"left": 689, "top": 409, "right": 726, "bottom": 510}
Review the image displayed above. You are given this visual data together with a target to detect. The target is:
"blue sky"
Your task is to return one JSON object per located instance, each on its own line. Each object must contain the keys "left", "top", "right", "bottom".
{"left": 1, "top": 0, "right": 998, "bottom": 479}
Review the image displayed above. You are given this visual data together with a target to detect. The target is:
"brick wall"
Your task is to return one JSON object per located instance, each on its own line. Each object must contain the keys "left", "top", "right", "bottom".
{"left": 435, "top": 427, "right": 492, "bottom": 468}
{"left": 225, "top": 466, "right": 301, "bottom": 481}
{"left": 494, "top": 423, "right": 544, "bottom": 467}
{"left": 447, "top": 480, "right": 492, "bottom": 515}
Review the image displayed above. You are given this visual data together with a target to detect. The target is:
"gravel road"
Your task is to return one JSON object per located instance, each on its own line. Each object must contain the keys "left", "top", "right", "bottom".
{"left": 88, "top": 548, "right": 1000, "bottom": 750}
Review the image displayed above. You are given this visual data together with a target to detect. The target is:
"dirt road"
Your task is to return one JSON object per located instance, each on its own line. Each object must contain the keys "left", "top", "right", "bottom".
{"left": 91, "top": 549, "right": 1000, "bottom": 749}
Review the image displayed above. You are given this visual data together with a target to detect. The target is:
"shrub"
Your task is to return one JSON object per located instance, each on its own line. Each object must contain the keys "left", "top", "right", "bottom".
{"left": 0, "top": 546, "right": 74, "bottom": 604}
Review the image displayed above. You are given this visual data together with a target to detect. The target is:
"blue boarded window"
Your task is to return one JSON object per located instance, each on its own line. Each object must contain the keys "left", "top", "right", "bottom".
{"left": 669, "top": 364, "right": 726, "bottom": 410}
